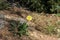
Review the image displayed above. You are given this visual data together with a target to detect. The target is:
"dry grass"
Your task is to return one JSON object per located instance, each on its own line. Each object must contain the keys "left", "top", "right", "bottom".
{"left": 0, "top": 7, "right": 60, "bottom": 40}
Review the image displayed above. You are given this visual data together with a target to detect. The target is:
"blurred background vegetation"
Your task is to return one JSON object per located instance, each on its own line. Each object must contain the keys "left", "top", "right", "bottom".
{"left": 19, "top": 0, "right": 60, "bottom": 13}
{"left": 0, "top": 0, "right": 60, "bottom": 14}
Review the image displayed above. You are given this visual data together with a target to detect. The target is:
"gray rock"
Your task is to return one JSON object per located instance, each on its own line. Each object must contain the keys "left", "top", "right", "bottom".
{"left": 19, "top": 18, "right": 27, "bottom": 24}
{"left": 0, "top": 19, "right": 5, "bottom": 29}
{"left": 0, "top": 14, "right": 4, "bottom": 19}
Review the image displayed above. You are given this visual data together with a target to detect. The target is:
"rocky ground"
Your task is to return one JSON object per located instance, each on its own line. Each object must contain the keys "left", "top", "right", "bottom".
{"left": 0, "top": 7, "right": 60, "bottom": 40}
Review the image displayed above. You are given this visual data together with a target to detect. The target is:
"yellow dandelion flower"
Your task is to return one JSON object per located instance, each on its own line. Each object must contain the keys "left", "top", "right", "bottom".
{"left": 26, "top": 15, "right": 32, "bottom": 21}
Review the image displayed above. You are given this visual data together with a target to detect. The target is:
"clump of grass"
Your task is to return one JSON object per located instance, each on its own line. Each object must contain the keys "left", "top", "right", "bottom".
{"left": 9, "top": 20, "right": 28, "bottom": 36}
{"left": 17, "top": 22, "right": 28, "bottom": 36}
{"left": 35, "top": 25, "right": 57, "bottom": 35}
{"left": 40, "top": 25, "right": 57, "bottom": 35}
{"left": 56, "top": 13, "right": 60, "bottom": 17}
{"left": 45, "top": 25, "right": 57, "bottom": 35}
{"left": 45, "top": 24, "right": 60, "bottom": 37}
{"left": 57, "top": 21, "right": 60, "bottom": 25}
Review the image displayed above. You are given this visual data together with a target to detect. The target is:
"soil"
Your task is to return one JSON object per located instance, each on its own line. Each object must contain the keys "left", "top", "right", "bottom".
{"left": 0, "top": 7, "right": 60, "bottom": 40}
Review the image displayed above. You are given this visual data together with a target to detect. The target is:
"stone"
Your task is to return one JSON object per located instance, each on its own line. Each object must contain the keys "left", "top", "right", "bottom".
{"left": 18, "top": 18, "right": 27, "bottom": 24}
{"left": 0, "top": 19, "right": 5, "bottom": 29}
{"left": 0, "top": 14, "right": 4, "bottom": 19}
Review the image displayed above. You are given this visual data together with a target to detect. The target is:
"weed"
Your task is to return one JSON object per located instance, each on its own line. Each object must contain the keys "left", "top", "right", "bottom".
{"left": 17, "top": 22, "right": 28, "bottom": 36}
{"left": 56, "top": 13, "right": 60, "bottom": 17}
{"left": 9, "top": 20, "right": 28, "bottom": 36}
{"left": 45, "top": 25, "right": 57, "bottom": 35}
{"left": 57, "top": 21, "right": 60, "bottom": 25}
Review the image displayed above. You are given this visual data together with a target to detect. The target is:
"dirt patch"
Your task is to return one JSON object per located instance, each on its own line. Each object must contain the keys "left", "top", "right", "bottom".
{"left": 0, "top": 7, "right": 60, "bottom": 40}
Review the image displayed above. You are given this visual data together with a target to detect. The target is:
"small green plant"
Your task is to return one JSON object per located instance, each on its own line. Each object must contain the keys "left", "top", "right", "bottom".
{"left": 45, "top": 25, "right": 57, "bottom": 35}
{"left": 58, "top": 22, "right": 60, "bottom": 25}
{"left": 9, "top": 20, "right": 28, "bottom": 36}
{"left": 56, "top": 13, "right": 60, "bottom": 17}
{"left": 17, "top": 22, "right": 28, "bottom": 36}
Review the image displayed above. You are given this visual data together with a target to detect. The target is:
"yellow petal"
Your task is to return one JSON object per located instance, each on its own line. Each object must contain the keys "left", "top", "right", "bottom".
{"left": 26, "top": 15, "right": 32, "bottom": 21}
